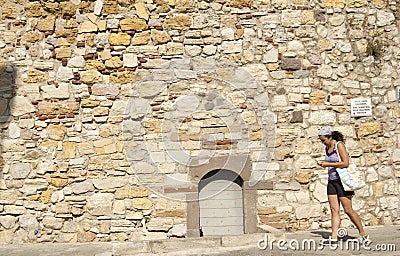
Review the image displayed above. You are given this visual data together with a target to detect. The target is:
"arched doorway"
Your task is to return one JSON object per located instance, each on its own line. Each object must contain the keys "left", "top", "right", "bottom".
{"left": 198, "top": 169, "right": 244, "bottom": 236}
{"left": 186, "top": 155, "right": 259, "bottom": 237}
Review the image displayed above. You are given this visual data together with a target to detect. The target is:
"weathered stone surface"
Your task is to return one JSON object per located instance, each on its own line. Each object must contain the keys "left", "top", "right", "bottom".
{"left": 120, "top": 18, "right": 147, "bottom": 31}
{"left": 146, "top": 218, "right": 173, "bottom": 232}
{"left": 0, "top": 230, "right": 13, "bottom": 244}
{"left": 132, "top": 198, "right": 152, "bottom": 210}
{"left": 42, "top": 216, "right": 63, "bottom": 230}
{"left": 18, "top": 214, "right": 39, "bottom": 230}
{"left": 324, "top": 0, "right": 346, "bottom": 7}
{"left": 38, "top": 101, "right": 79, "bottom": 115}
{"left": 37, "top": 16, "right": 56, "bottom": 32}
{"left": 164, "top": 15, "right": 192, "bottom": 30}
{"left": 317, "top": 64, "right": 333, "bottom": 78}
{"left": 2, "top": 5, "right": 19, "bottom": 19}
{"left": 318, "top": 39, "right": 333, "bottom": 51}
{"left": 110, "top": 71, "right": 132, "bottom": 84}
{"left": 281, "top": 58, "right": 302, "bottom": 70}
{"left": 41, "top": 191, "right": 52, "bottom": 204}
{"left": 80, "top": 70, "right": 102, "bottom": 84}
{"left": 134, "top": 2, "right": 150, "bottom": 20}
{"left": 0, "top": 0, "right": 397, "bottom": 242}
{"left": 151, "top": 29, "right": 171, "bottom": 45}
{"left": 9, "top": 96, "right": 36, "bottom": 116}
{"left": 41, "top": 83, "right": 70, "bottom": 99}
{"left": 8, "top": 122, "right": 20, "bottom": 139}
{"left": 91, "top": 84, "right": 119, "bottom": 96}
{"left": 310, "top": 90, "right": 326, "bottom": 104}
{"left": 55, "top": 47, "right": 72, "bottom": 59}
{"left": 132, "top": 31, "right": 150, "bottom": 45}
{"left": 348, "top": 0, "right": 368, "bottom": 7}
{"left": 359, "top": 122, "right": 380, "bottom": 136}
{"left": 72, "top": 180, "right": 94, "bottom": 195}
{"left": 62, "top": 142, "right": 76, "bottom": 159}
{"left": 79, "top": 20, "right": 98, "bottom": 33}
{"left": 114, "top": 188, "right": 148, "bottom": 199}
{"left": 290, "top": 111, "right": 303, "bottom": 123}
{"left": 105, "top": 56, "right": 123, "bottom": 69}
{"left": 48, "top": 177, "right": 68, "bottom": 188}
{"left": 295, "top": 205, "right": 320, "bottom": 219}
{"left": 309, "top": 111, "right": 336, "bottom": 125}
{"left": 0, "top": 216, "right": 17, "bottom": 229}
{"left": 0, "top": 191, "right": 18, "bottom": 205}
{"left": 109, "top": 33, "right": 131, "bottom": 45}
{"left": 10, "top": 163, "right": 32, "bottom": 179}
{"left": 93, "top": 178, "right": 129, "bottom": 190}
{"left": 263, "top": 48, "right": 278, "bottom": 63}
{"left": 48, "top": 124, "right": 67, "bottom": 141}
{"left": 123, "top": 53, "right": 138, "bottom": 68}
{"left": 87, "top": 193, "right": 114, "bottom": 216}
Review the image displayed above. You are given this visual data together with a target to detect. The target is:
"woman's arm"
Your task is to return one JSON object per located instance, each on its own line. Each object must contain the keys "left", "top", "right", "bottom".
{"left": 336, "top": 142, "right": 349, "bottom": 168}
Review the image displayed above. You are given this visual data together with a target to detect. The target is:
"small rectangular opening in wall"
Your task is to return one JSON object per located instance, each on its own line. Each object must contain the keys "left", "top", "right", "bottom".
{"left": 200, "top": 125, "right": 227, "bottom": 128}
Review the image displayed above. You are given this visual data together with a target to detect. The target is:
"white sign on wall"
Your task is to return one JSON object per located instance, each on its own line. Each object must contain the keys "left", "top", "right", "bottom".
{"left": 350, "top": 98, "right": 372, "bottom": 117}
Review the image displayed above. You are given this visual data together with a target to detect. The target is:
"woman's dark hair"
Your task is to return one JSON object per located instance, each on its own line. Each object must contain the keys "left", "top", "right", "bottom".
{"left": 330, "top": 131, "right": 344, "bottom": 142}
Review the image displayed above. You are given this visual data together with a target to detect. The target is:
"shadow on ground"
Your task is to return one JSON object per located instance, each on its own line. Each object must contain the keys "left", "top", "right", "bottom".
{"left": 311, "top": 231, "right": 357, "bottom": 241}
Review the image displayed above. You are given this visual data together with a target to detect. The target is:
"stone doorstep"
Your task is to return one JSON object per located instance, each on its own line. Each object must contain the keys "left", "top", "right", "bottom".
{"left": 111, "top": 233, "right": 286, "bottom": 254}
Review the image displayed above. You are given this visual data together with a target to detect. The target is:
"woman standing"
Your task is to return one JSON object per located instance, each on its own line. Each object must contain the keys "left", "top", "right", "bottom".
{"left": 317, "top": 126, "right": 369, "bottom": 244}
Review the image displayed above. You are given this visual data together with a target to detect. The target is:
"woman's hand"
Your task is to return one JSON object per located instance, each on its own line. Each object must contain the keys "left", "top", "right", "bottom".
{"left": 317, "top": 161, "right": 329, "bottom": 167}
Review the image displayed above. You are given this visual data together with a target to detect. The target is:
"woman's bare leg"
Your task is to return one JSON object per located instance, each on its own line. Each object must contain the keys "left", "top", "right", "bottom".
{"left": 339, "top": 195, "right": 366, "bottom": 236}
{"left": 328, "top": 194, "right": 341, "bottom": 239}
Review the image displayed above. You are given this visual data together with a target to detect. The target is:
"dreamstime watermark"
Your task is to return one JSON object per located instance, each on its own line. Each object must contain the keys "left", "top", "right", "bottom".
{"left": 122, "top": 58, "right": 276, "bottom": 201}
{"left": 257, "top": 228, "right": 397, "bottom": 252}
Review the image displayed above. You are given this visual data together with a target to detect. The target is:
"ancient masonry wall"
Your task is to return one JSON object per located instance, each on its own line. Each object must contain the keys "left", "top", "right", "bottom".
{"left": 0, "top": 0, "right": 399, "bottom": 243}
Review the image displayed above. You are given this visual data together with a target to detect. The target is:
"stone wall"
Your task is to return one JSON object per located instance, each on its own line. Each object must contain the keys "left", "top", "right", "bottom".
{"left": 0, "top": 0, "right": 400, "bottom": 243}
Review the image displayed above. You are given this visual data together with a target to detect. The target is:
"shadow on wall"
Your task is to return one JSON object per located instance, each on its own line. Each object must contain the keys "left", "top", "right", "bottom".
{"left": 0, "top": 62, "right": 16, "bottom": 180}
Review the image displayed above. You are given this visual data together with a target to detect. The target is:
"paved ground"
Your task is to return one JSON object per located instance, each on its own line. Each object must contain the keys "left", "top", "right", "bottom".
{"left": 0, "top": 225, "right": 399, "bottom": 256}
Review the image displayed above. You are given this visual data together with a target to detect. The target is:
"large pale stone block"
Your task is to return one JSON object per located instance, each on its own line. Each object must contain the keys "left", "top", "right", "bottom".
{"left": 9, "top": 96, "right": 36, "bottom": 116}
{"left": 72, "top": 180, "right": 94, "bottom": 194}
{"left": 41, "top": 83, "right": 70, "bottom": 99}
{"left": 316, "top": 64, "right": 332, "bottom": 78}
{"left": 313, "top": 181, "right": 328, "bottom": 203}
{"left": 123, "top": 53, "right": 138, "bottom": 68}
{"left": 10, "top": 163, "right": 32, "bottom": 179}
{"left": 146, "top": 218, "right": 173, "bottom": 231}
{"left": 0, "top": 191, "right": 18, "bottom": 204}
{"left": 93, "top": 177, "right": 129, "bottom": 190}
{"left": 309, "top": 111, "right": 336, "bottom": 125}
{"left": 79, "top": 20, "right": 98, "bottom": 33}
{"left": 0, "top": 216, "right": 17, "bottom": 229}
{"left": 42, "top": 216, "right": 63, "bottom": 230}
{"left": 295, "top": 204, "right": 320, "bottom": 219}
{"left": 87, "top": 193, "right": 114, "bottom": 216}
{"left": 68, "top": 56, "right": 85, "bottom": 68}
{"left": 7, "top": 123, "right": 20, "bottom": 139}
